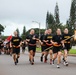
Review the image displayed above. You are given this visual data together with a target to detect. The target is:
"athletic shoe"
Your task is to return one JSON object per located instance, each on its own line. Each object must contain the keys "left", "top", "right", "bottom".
{"left": 50, "top": 59, "right": 52, "bottom": 64}
{"left": 31, "top": 61, "right": 34, "bottom": 65}
{"left": 40, "top": 56, "right": 43, "bottom": 62}
{"left": 44, "top": 58, "right": 47, "bottom": 63}
{"left": 57, "top": 65, "right": 60, "bottom": 68}
{"left": 15, "top": 62, "right": 17, "bottom": 65}
{"left": 29, "top": 58, "right": 31, "bottom": 62}
{"left": 52, "top": 60, "right": 54, "bottom": 65}
{"left": 31, "top": 62, "right": 34, "bottom": 65}
{"left": 64, "top": 61, "right": 66, "bottom": 66}
{"left": 65, "top": 62, "right": 69, "bottom": 66}
{"left": 44, "top": 56, "right": 48, "bottom": 63}
{"left": 16, "top": 58, "right": 18, "bottom": 63}
{"left": 64, "top": 61, "right": 68, "bottom": 66}
{"left": 64, "top": 62, "right": 68, "bottom": 66}
{"left": 33, "top": 58, "right": 34, "bottom": 62}
{"left": 63, "top": 58, "right": 65, "bottom": 62}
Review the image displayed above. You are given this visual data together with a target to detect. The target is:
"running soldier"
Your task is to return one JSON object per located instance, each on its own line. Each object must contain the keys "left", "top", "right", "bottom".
{"left": 40, "top": 30, "right": 48, "bottom": 62}
{"left": 51, "top": 28, "right": 64, "bottom": 68}
{"left": 43, "top": 29, "right": 53, "bottom": 64}
{"left": 10, "top": 31, "right": 22, "bottom": 65}
{"left": 0, "top": 39, "right": 3, "bottom": 55}
{"left": 26, "top": 29, "right": 38, "bottom": 65}
{"left": 62, "top": 28, "right": 72, "bottom": 66}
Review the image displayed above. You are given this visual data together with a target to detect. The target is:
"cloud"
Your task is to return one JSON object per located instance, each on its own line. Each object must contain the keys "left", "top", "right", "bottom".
{"left": 2, "top": 21, "right": 45, "bottom": 36}
{"left": 0, "top": 0, "right": 71, "bottom": 35}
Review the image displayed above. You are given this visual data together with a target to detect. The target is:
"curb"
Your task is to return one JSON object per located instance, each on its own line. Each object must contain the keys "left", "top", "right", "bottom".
{"left": 36, "top": 51, "right": 76, "bottom": 57}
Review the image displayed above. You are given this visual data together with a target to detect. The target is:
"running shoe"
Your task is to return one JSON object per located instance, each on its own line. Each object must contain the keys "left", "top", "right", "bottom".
{"left": 16, "top": 58, "right": 18, "bottom": 63}
{"left": 63, "top": 58, "right": 65, "bottom": 62}
{"left": 52, "top": 60, "right": 54, "bottom": 65}
{"left": 64, "top": 61, "right": 66, "bottom": 66}
{"left": 15, "top": 62, "right": 17, "bottom": 65}
{"left": 44, "top": 58, "right": 47, "bottom": 63}
{"left": 31, "top": 61, "right": 34, "bottom": 65}
{"left": 65, "top": 62, "right": 69, "bottom": 66}
{"left": 57, "top": 65, "right": 60, "bottom": 68}
{"left": 50, "top": 59, "right": 52, "bottom": 64}
{"left": 40, "top": 56, "right": 43, "bottom": 62}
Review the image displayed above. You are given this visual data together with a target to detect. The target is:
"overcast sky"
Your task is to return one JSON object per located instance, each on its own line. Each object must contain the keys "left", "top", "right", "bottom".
{"left": 0, "top": 0, "right": 71, "bottom": 36}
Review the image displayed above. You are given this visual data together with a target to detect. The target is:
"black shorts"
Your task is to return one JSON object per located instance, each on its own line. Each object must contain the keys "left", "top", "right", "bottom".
{"left": 22, "top": 47, "right": 25, "bottom": 50}
{"left": 28, "top": 45, "right": 36, "bottom": 52}
{"left": 44, "top": 45, "right": 53, "bottom": 52}
{"left": 5, "top": 47, "right": 9, "bottom": 50}
{"left": 0, "top": 46, "right": 3, "bottom": 49}
{"left": 0, "top": 46, "right": 2, "bottom": 49}
{"left": 53, "top": 46, "right": 62, "bottom": 54}
{"left": 4, "top": 47, "right": 7, "bottom": 50}
{"left": 8, "top": 47, "right": 11, "bottom": 50}
{"left": 64, "top": 43, "right": 71, "bottom": 51}
{"left": 41, "top": 45, "right": 47, "bottom": 52}
{"left": 12, "top": 47, "right": 20, "bottom": 54}
{"left": 46, "top": 45, "right": 53, "bottom": 50}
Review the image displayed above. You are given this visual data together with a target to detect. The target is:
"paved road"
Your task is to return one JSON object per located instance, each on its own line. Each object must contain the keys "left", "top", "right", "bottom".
{"left": 0, "top": 52, "right": 76, "bottom": 75}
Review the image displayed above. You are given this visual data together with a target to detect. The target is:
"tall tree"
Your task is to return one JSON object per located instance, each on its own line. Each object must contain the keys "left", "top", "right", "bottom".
{"left": 21, "top": 26, "right": 26, "bottom": 40}
{"left": 46, "top": 12, "right": 55, "bottom": 30}
{"left": 46, "top": 11, "right": 49, "bottom": 29}
{"left": 48, "top": 13, "right": 55, "bottom": 25}
{"left": 53, "top": 2, "right": 62, "bottom": 33}
{"left": 0, "top": 24, "right": 4, "bottom": 35}
{"left": 66, "top": 0, "right": 76, "bottom": 34}
{"left": 16, "top": 28, "right": 20, "bottom": 36}
{"left": 54, "top": 2, "right": 60, "bottom": 24}
{"left": 45, "top": 2, "right": 64, "bottom": 33}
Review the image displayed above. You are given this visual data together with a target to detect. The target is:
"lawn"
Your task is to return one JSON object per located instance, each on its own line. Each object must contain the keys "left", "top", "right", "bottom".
{"left": 36, "top": 47, "right": 41, "bottom": 52}
{"left": 69, "top": 49, "right": 76, "bottom": 54}
{"left": 36, "top": 47, "right": 76, "bottom": 54}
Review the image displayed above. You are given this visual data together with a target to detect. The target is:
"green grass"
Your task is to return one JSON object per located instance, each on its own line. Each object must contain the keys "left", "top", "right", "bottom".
{"left": 36, "top": 47, "right": 41, "bottom": 52}
{"left": 69, "top": 49, "right": 76, "bottom": 54}
{"left": 36, "top": 47, "right": 76, "bottom": 54}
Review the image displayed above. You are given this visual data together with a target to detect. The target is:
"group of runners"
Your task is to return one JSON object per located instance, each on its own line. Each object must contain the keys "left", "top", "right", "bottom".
{"left": 0, "top": 28, "right": 73, "bottom": 68}
{"left": 0, "top": 37, "right": 26, "bottom": 55}
{"left": 40, "top": 28, "right": 72, "bottom": 68}
{"left": 0, "top": 39, "right": 12, "bottom": 55}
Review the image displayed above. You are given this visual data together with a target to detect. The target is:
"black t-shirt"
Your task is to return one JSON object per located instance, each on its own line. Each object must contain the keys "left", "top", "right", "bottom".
{"left": 11, "top": 36, "right": 22, "bottom": 46}
{"left": 40, "top": 34, "right": 46, "bottom": 45}
{"left": 52, "top": 35, "right": 63, "bottom": 44}
{"left": 40, "top": 34, "right": 44, "bottom": 42}
{"left": 26, "top": 34, "right": 38, "bottom": 44}
{"left": 44, "top": 34, "right": 53, "bottom": 44}
{"left": 0, "top": 40, "right": 3, "bottom": 47}
{"left": 62, "top": 33, "right": 71, "bottom": 42}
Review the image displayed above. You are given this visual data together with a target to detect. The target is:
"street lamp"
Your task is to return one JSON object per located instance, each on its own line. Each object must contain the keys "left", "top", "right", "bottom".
{"left": 32, "top": 21, "right": 40, "bottom": 38}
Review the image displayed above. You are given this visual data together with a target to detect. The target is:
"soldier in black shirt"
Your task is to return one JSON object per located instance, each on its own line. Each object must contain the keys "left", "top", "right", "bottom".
{"left": 40, "top": 30, "right": 48, "bottom": 62}
{"left": 0, "top": 39, "right": 3, "bottom": 55}
{"left": 10, "top": 31, "right": 22, "bottom": 65}
{"left": 62, "top": 28, "right": 72, "bottom": 66}
{"left": 51, "top": 28, "right": 63, "bottom": 68}
{"left": 43, "top": 29, "right": 53, "bottom": 64}
{"left": 26, "top": 29, "right": 38, "bottom": 65}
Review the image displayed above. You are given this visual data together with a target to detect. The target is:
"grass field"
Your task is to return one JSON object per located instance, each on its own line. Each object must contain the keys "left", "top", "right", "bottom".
{"left": 69, "top": 49, "right": 76, "bottom": 54}
{"left": 36, "top": 47, "right": 76, "bottom": 54}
